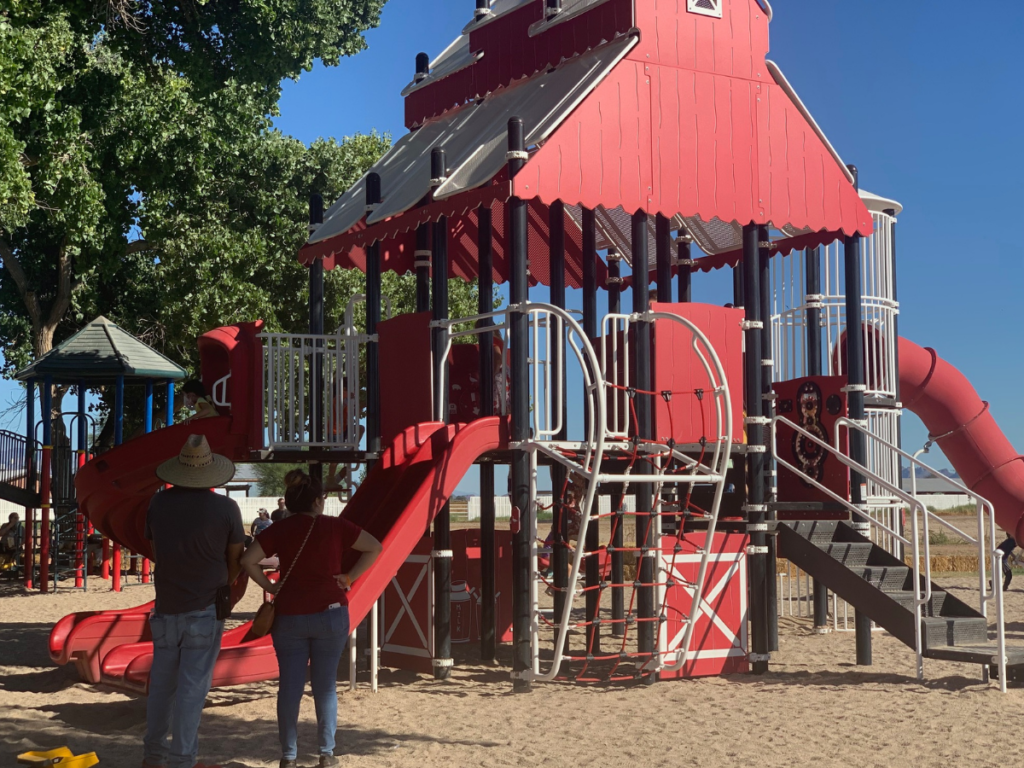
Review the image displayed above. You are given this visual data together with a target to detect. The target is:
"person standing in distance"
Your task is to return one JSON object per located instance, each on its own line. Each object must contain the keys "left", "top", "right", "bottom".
{"left": 142, "top": 435, "right": 244, "bottom": 768}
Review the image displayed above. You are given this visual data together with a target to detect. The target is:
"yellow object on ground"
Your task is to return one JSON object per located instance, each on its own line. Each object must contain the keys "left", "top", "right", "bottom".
{"left": 16, "top": 747, "right": 99, "bottom": 766}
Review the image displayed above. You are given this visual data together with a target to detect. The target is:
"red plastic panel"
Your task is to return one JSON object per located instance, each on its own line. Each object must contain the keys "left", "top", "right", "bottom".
{"left": 631, "top": 0, "right": 768, "bottom": 80}
{"left": 659, "top": 531, "right": 749, "bottom": 680}
{"left": 197, "top": 321, "right": 264, "bottom": 441}
{"left": 772, "top": 375, "right": 850, "bottom": 514}
{"left": 899, "top": 338, "right": 1024, "bottom": 543}
{"left": 379, "top": 312, "right": 433, "bottom": 447}
{"left": 405, "top": 0, "right": 634, "bottom": 128}
{"left": 380, "top": 535, "right": 435, "bottom": 674}
{"left": 651, "top": 302, "right": 745, "bottom": 444}
{"left": 451, "top": 528, "right": 514, "bottom": 644}
{"left": 512, "top": 59, "right": 654, "bottom": 216}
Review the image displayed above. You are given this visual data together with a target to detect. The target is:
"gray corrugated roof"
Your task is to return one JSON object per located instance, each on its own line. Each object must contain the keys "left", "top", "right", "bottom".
{"left": 15, "top": 316, "right": 187, "bottom": 382}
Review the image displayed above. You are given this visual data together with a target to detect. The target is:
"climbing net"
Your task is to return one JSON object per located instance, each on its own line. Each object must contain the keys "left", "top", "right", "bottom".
{"left": 534, "top": 378, "right": 733, "bottom": 683}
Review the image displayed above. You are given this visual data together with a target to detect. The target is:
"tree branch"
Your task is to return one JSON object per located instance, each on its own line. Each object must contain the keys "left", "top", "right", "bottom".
{"left": 125, "top": 239, "right": 154, "bottom": 255}
{"left": 45, "top": 243, "right": 73, "bottom": 329}
{"left": 0, "top": 237, "right": 42, "bottom": 325}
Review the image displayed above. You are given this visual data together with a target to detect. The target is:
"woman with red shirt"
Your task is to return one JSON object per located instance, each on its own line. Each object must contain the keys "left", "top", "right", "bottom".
{"left": 241, "top": 470, "right": 381, "bottom": 768}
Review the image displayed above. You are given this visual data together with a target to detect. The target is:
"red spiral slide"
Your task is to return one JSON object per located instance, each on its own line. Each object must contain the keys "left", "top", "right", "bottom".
{"left": 899, "top": 337, "right": 1024, "bottom": 541}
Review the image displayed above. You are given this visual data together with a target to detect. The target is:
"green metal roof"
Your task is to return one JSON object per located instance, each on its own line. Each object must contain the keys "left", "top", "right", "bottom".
{"left": 15, "top": 316, "right": 187, "bottom": 382}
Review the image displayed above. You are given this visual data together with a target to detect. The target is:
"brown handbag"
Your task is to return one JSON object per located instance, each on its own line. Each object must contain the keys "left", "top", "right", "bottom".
{"left": 250, "top": 516, "right": 316, "bottom": 637}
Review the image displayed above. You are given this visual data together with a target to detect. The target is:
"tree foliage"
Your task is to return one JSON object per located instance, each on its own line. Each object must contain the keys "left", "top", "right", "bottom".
{"left": 0, "top": 0, "right": 415, "bottom": 378}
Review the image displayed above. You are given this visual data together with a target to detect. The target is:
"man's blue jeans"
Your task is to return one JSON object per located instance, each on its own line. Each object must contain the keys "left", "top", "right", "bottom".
{"left": 272, "top": 606, "right": 350, "bottom": 760}
{"left": 144, "top": 606, "right": 224, "bottom": 768}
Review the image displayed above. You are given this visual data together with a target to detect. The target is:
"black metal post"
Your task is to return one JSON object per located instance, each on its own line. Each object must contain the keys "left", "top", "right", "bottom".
{"left": 546, "top": 0, "right": 561, "bottom": 19}
{"left": 475, "top": 0, "right": 490, "bottom": 20}
{"left": 844, "top": 165, "right": 871, "bottom": 666}
{"left": 655, "top": 214, "right": 672, "bottom": 303}
{"left": 415, "top": 52, "right": 429, "bottom": 83}
{"left": 758, "top": 227, "right": 779, "bottom": 653}
{"left": 632, "top": 209, "right": 656, "bottom": 670}
{"left": 309, "top": 194, "right": 325, "bottom": 483}
{"left": 507, "top": 118, "right": 532, "bottom": 692}
{"left": 365, "top": 176, "right": 382, "bottom": 462}
{"left": 430, "top": 148, "right": 453, "bottom": 680}
{"left": 805, "top": 246, "right": 829, "bottom": 629}
{"left": 548, "top": 202, "right": 570, "bottom": 628}
{"left": 677, "top": 237, "right": 692, "bottom": 303}
{"left": 606, "top": 250, "right": 624, "bottom": 637}
{"left": 581, "top": 206, "right": 600, "bottom": 655}
{"left": 733, "top": 263, "right": 744, "bottom": 307}
{"left": 416, "top": 224, "right": 431, "bottom": 313}
{"left": 743, "top": 223, "right": 768, "bottom": 674}
{"left": 477, "top": 204, "right": 497, "bottom": 662}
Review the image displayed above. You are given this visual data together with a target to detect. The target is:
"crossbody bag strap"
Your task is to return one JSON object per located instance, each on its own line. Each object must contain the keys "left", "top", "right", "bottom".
{"left": 274, "top": 515, "right": 316, "bottom": 598}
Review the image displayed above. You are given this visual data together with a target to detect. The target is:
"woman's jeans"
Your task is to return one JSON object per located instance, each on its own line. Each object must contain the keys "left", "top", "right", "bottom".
{"left": 144, "top": 606, "right": 224, "bottom": 768}
{"left": 272, "top": 606, "right": 350, "bottom": 760}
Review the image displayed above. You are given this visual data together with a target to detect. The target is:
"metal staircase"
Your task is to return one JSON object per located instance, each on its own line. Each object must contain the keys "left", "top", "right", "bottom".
{"left": 771, "top": 414, "right": 1018, "bottom": 691}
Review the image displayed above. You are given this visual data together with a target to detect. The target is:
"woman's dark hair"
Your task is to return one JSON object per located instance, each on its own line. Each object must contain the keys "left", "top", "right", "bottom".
{"left": 284, "top": 469, "right": 323, "bottom": 514}
{"left": 182, "top": 380, "right": 207, "bottom": 397}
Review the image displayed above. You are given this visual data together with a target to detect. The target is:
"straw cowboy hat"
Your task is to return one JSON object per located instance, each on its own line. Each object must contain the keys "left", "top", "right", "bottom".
{"left": 156, "top": 434, "right": 235, "bottom": 488}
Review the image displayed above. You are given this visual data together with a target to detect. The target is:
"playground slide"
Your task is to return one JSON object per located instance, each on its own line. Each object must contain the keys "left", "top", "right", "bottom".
{"left": 899, "top": 337, "right": 1024, "bottom": 541}
{"left": 57, "top": 416, "right": 509, "bottom": 692}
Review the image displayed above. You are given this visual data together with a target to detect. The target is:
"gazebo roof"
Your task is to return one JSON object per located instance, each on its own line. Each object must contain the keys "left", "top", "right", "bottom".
{"left": 301, "top": 0, "right": 873, "bottom": 281}
{"left": 15, "top": 316, "right": 187, "bottom": 383}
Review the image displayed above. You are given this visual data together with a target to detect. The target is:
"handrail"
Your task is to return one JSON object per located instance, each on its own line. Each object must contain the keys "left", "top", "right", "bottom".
{"left": 834, "top": 417, "right": 1006, "bottom": 691}
{"left": 771, "top": 414, "right": 935, "bottom": 681}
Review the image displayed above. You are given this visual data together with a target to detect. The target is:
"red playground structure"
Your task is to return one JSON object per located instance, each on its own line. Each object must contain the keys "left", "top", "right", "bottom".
{"left": 34, "top": 0, "right": 1024, "bottom": 692}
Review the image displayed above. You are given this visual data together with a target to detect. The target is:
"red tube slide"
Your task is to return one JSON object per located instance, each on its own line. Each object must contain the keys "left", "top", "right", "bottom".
{"left": 899, "top": 337, "right": 1024, "bottom": 541}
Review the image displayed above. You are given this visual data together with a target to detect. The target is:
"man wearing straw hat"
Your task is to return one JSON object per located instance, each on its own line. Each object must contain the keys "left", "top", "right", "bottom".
{"left": 142, "top": 435, "right": 245, "bottom": 768}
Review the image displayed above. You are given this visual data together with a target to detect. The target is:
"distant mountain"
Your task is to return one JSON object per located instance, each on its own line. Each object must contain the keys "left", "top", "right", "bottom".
{"left": 901, "top": 466, "right": 959, "bottom": 480}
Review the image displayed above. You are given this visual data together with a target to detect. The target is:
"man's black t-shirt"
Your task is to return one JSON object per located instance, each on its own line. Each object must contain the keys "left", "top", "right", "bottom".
{"left": 145, "top": 487, "right": 244, "bottom": 615}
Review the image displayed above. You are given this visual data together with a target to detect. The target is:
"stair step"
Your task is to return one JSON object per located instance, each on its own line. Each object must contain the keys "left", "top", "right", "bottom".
{"left": 819, "top": 542, "right": 873, "bottom": 569}
{"left": 885, "top": 590, "right": 947, "bottom": 616}
{"left": 858, "top": 566, "right": 909, "bottom": 591}
{"left": 925, "top": 645, "right": 1024, "bottom": 667}
{"left": 787, "top": 521, "right": 838, "bottom": 546}
{"left": 922, "top": 617, "right": 988, "bottom": 649}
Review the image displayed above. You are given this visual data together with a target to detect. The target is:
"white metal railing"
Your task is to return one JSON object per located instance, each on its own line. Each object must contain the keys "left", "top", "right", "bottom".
{"left": 771, "top": 414, "right": 1007, "bottom": 690}
{"left": 840, "top": 418, "right": 1006, "bottom": 691}
{"left": 771, "top": 211, "right": 899, "bottom": 401}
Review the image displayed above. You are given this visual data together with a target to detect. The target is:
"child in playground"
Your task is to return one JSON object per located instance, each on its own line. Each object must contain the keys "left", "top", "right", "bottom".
{"left": 997, "top": 535, "right": 1019, "bottom": 591}
{"left": 182, "top": 380, "right": 219, "bottom": 422}
{"left": 241, "top": 469, "right": 382, "bottom": 768}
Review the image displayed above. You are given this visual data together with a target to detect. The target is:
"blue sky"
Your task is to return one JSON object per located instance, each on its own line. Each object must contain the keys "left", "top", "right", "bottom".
{"left": 4, "top": 1, "right": 1021, "bottom": 497}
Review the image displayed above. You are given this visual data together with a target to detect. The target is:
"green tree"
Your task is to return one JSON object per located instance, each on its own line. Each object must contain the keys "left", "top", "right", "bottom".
{"left": 0, "top": 0, "right": 387, "bottom": 369}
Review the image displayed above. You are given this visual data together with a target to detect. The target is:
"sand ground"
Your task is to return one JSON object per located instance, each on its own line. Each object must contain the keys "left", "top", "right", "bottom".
{"left": 2, "top": 570, "right": 1021, "bottom": 768}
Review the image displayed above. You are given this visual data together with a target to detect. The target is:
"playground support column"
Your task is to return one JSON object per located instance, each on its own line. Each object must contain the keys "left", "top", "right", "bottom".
{"left": 805, "top": 246, "right": 829, "bottom": 629}
{"left": 844, "top": 167, "right": 871, "bottom": 666}
{"left": 366, "top": 174, "right": 383, "bottom": 460}
{"left": 507, "top": 117, "right": 532, "bottom": 692}
{"left": 581, "top": 206, "right": 600, "bottom": 656}
{"left": 758, "top": 227, "right": 778, "bottom": 653}
{"left": 733, "top": 263, "right": 744, "bottom": 307}
{"left": 166, "top": 380, "right": 175, "bottom": 427}
{"left": 655, "top": 214, "right": 672, "bottom": 303}
{"left": 141, "top": 379, "right": 154, "bottom": 584}
{"left": 24, "top": 378, "right": 35, "bottom": 589}
{"left": 40, "top": 376, "right": 52, "bottom": 593}
{"left": 887, "top": 210, "right": 904, "bottom": 559}
{"left": 677, "top": 237, "right": 692, "bottom": 303}
{"left": 743, "top": 224, "right": 769, "bottom": 675}
{"left": 606, "top": 250, "right": 625, "bottom": 638}
{"left": 429, "top": 148, "right": 453, "bottom": 681}
{"left": 633, "top": 209, "right": 656, "bottom": 670}
{"left": 75, "top": 379, "right": 87, "bottom": 588}
{"left": 309, "top": 193, "right": 325, "bottom": 483}
{"left": 477, "top": 204, "right": 497, "bottom": 662}
{"left": 112, "top": 374, "right": 124, "bottom": 592}
{"left": 416, "top": 224, "right": 431, "bottom": 313}
{"left": 549, "top": 201, "right": 570, "bottom": 627}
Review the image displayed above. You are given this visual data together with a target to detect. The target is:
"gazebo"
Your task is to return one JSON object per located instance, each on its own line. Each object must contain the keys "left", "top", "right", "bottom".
{"left": 14, "top": 316, "right": 186, "bottom": 592}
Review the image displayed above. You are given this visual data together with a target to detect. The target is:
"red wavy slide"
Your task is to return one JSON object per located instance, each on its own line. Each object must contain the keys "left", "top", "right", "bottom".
{"left": 51, "top": 415, "right": 508, "bottom": 692}
{"left": 899, "top": 337, "right": 1024, "bottom": 541}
